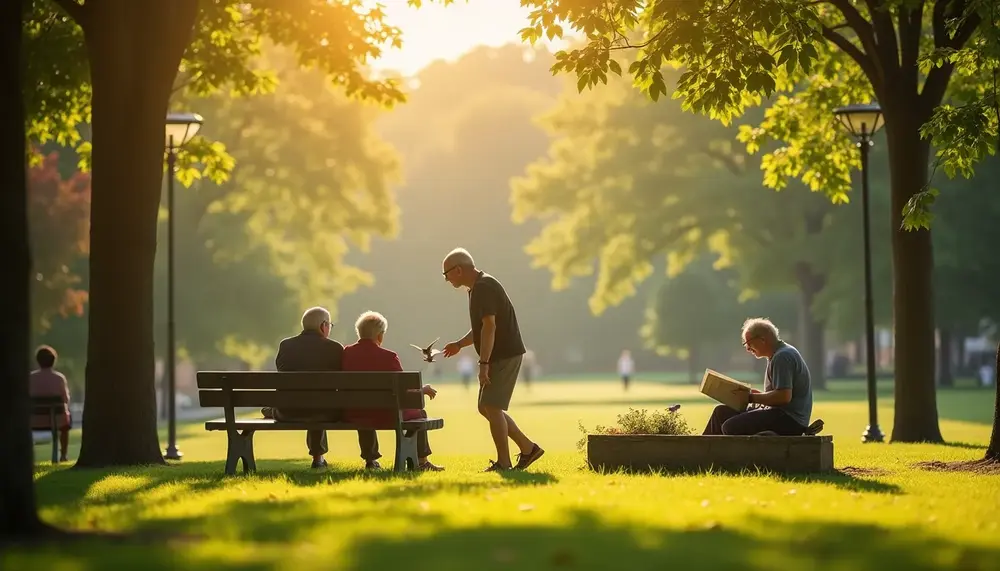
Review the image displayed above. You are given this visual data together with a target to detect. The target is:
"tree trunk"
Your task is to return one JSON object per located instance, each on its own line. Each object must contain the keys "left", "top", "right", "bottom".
{"left": 75, "top": 0, "right": 199, "bottom": 468}
{"left": 0, "top": 0, "right": 47, "bottom": 539}
{"left": 986, "top": 340, "right": 999, "bottom": 461}
{"left": 884, "top": 109, "right": 943, "bottom": 443}
{"left": 937, "top": 328, "right": 954, "bottom": 388}
{"left": 795, "top": 262, "right": 827, "bottom": 390}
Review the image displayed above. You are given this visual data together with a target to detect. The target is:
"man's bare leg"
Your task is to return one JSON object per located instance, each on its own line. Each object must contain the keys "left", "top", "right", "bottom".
{"left": 482, "top": 405, "right": 512, "bottom": 467}
{"left": 503, "top": 412, "right": 534, "bottom": 454}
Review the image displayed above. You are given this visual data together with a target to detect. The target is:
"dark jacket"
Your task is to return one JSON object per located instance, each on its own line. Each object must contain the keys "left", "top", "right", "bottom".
{"left": 275, "top": 330, "right": 344, "bottom": 372}
{"left": 272, "top": 330, "right": 344, "bottom": 418}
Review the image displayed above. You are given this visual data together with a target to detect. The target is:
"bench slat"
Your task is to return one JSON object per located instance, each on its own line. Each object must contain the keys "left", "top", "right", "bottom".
{"left": 205, "top": 418, "right": 445, "bottom": 431}
{"left": 199, "top": 389, "right": 424, "bottom": 410}
{"left": 197, "top": 371, "right": 421, "bottom": 390}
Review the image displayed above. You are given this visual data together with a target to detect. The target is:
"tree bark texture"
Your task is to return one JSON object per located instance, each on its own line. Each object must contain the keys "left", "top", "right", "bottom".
{"left": 75, "top": 0, "right": 199, "bottom": 468}
{"left": 884, "top": 108, "right": 943, "bottom": 443}
{"left": 795, "top": 262, "right": 827, "bottom": 390}
{"left": 0, "top": 0, "right": 48, "bottom": 539}
{"left": 986, "top": 341, "right": 999, "bottom": 461}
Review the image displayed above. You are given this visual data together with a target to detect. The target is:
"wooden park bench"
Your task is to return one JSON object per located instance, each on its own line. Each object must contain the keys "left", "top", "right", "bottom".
{"left": 31, "top": 395, "right": 66, "bottom": 464}
{"left": 196, "top": 371, "right": 444, "bottom": 475}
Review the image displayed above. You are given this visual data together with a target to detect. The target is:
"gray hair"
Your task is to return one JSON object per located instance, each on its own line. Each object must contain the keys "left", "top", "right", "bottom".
{"left": 355, "top": 310, "right": 388, "bottom": 340}
{"left": 742, "top": 317, "right": 780, "bottom": 343}
{"left": 301, "top": 306, "right": 331, "bottom": 332}
{"left": 443, "top": 247, "right": 475, "bottom": 268}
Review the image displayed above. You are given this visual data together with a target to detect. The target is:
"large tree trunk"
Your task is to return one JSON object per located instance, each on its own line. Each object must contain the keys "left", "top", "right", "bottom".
{"left": 795, "top": 262, "right": 827, "bottom": 390}
{"left": 0, "top": 0, "right": 47, "bottom": 539}
{"left": 75, "top": 0, "right": 199, "bottom": 468}
{"left": 884, "top": 108, "right": 943, "bottom": 443}
{"left": 985, "top": 341, "right": 999, "bottom": 461}
{"left": 937, "top": 327, "right": 954, "bottom": 388}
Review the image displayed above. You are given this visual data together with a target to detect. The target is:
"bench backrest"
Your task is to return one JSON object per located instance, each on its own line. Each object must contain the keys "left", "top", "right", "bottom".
{"left": 196, "top": 371, "right": 425, "bottom": 413}
{"left": 31, "top": 395, "right": 65, "bottom": 416}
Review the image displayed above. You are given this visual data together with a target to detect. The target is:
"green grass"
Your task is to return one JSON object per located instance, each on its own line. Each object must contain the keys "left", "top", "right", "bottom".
{"left": 8, "top": 379, "right": 1000, "bottom": 570}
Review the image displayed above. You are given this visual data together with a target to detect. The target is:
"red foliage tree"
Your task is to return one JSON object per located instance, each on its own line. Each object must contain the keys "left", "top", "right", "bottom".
{"left": 28, "top": 152, "right": 91, "bottom": 333}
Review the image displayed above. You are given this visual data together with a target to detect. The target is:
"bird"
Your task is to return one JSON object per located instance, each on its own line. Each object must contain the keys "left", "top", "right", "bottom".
{"left": 410, "top": 337, "right": 443, "bottom": 362}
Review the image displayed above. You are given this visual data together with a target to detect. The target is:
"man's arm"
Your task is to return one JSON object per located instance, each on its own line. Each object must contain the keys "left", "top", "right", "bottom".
{"left": 479, "top": 315, "right": 497, "bottom": 363}
{"left": 275, "top": 340, "right": 289, "bottom": 371}
{"left": 750, "top": 354, "right": 793, "bottom": 406}
{"left": 456, "top": 329, "right": 474, "bottom": 348}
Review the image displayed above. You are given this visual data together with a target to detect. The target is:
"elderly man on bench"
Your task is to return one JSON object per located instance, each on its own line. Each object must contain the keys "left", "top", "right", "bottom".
{"left": 704, "top": 318, "right": 823, "bottom": 436}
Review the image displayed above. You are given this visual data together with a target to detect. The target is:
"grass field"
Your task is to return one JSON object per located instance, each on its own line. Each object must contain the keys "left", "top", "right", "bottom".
{"left": 8, "top": 378, "right": 1000, "bottom": 570}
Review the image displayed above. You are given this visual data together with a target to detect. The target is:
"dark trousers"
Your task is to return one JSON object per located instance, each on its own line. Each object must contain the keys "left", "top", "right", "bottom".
{"left": 703, "top": 404, "right": 807, "bottom": 436}
{"left": 264, "top": 407, "right": 381, "bottom": 460}
{"left": 406, "top": 409, "right": 433, "bottom": 458}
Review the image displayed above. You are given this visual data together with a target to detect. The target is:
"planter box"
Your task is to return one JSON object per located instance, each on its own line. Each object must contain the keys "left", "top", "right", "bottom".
{"left": 587, "top": 434, "right": 834, "bottom": 474}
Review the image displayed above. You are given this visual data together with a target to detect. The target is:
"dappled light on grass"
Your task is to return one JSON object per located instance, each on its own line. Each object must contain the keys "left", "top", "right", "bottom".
{"left": 13, "top": 381, "right": 1000, "bottom": 570}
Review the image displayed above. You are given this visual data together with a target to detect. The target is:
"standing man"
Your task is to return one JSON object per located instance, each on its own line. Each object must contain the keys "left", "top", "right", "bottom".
{"left": 440, "top": 247, "right": 544, "bottom": 471}
{"left": 703, "top": 317, "right": 814, "bottom": 436}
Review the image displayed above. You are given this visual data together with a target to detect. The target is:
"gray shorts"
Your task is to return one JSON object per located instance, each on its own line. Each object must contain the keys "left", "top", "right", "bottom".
{"left": 479, "top": 354, "right": 522, "bottom": 411}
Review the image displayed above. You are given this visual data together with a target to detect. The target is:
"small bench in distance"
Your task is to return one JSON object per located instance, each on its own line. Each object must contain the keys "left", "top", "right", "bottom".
{"left": 197, "top": 370, "right": 444, "bottom": 475}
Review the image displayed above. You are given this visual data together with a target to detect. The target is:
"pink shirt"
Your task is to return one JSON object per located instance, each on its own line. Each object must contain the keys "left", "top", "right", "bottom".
{"left": 30, "top": 368, "right": 71, "bottom": 429}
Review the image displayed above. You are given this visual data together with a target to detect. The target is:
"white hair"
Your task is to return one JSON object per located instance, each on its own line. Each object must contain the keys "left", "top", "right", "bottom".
{"left": 742, "top": 317, "right": 780, "bottom": 343}
{"left": 355, "top": 310, "right": 388, "bottom": 340}
{"left": 301, "top": 306, "right": 331, "bottom": 332}
{"left": 443, "top": 247, "right": 475, "bottom": 268}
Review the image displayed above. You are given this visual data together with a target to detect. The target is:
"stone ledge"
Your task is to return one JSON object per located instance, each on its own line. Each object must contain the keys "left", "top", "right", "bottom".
{"left": 587, "top": 434, "right": 834, "bottom": 474}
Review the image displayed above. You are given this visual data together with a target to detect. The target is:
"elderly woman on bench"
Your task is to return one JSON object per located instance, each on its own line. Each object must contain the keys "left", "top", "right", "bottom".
{"left": 341, "top": 311, "right": 444, "bottom": 472}
{"left": 704, "top": 318, "right": 823, "bottom": 437}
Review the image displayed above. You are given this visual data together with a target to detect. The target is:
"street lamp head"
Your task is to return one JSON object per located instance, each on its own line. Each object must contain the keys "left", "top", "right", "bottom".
{"left": 833, "top": 103, "right": 883, "bottom": 140}
{"left": 165, "top": 112, "right": 204, "bottom": 150}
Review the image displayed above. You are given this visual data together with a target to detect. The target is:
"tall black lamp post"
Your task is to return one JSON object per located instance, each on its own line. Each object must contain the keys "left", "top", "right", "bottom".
{"left": 833, "top": 102, "right": 885, "bottom": 444}
{"left": 163, "top": 112, "right": 204, "bottom": 461}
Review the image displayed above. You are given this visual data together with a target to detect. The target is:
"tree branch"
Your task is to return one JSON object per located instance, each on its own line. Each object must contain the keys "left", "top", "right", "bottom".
{"left": 821, "top": 25, "right": 882, "bottom": 93}
{"left": 863, "top": 0, "right": 901, "bottom": 71}
{"left": 827, "top": 0, "right": 885, "bottom": 89}
{"left": 899, "top": 1, "right": 925, "bottom": 78}
{"left": 922, "top": 1, "right": 981, "bottom": 114}
{"left": 50, "top": 0, "right": 88, "bottom": 26}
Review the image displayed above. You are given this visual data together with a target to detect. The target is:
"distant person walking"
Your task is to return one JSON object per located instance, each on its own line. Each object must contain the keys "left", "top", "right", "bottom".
{"left": 618, "top": 349, "right": 634, "bottom": 391}
{"left": 440, "top": 247, "right": 545, "bottom": 472}
{"left": 457, "top": 355, "right": 475, "bottom": 389}
{"left": 29, "top": 345, "right": 72, "bottom": 462}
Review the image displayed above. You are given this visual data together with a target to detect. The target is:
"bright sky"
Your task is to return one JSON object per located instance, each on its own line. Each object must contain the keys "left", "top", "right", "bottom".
{"left": 369, "top": 0, "right": 570, "bottom": 77}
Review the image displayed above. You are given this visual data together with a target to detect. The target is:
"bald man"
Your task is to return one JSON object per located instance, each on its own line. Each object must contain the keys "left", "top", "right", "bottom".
{"left": 440, "top": 247, "right": 544, "bottom": 472}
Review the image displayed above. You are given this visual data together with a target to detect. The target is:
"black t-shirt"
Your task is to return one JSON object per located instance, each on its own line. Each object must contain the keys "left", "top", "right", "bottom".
{"left": 468, "top": 271, "right": 525, "bottom": 363}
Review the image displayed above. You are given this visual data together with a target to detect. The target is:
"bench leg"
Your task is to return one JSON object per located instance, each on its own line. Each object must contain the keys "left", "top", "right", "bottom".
{"left": 50, "top": 427, "right": 59, "bottom": 464}
{"left": 224, "top": 430, "right": 257, "bottom": 475}
{"left": 393, "top": 429, "right": 420, "bottom": 472}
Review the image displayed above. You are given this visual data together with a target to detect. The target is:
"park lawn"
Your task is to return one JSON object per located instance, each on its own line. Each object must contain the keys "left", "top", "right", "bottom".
{"left": 9, "top": 379, "right": 1000, "bottom": 571}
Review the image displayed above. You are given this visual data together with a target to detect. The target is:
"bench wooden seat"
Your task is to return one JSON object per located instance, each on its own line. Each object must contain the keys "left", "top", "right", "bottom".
{"left": 197, "top": 370, "right": 444, "bottom": 475}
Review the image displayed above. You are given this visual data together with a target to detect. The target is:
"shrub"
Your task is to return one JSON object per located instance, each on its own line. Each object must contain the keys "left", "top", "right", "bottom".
{"left": 576, "top": 407, "right": 694, "bottom": 450}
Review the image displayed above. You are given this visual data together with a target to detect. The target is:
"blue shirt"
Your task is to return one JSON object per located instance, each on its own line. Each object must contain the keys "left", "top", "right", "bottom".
{"left": 765, "top": 341, "right": 813, "bottom": 427}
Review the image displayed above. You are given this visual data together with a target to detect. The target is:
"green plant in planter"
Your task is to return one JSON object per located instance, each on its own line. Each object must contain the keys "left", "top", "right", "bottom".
{"left": 577, "top": 407, "right": 694, "bottom": 450}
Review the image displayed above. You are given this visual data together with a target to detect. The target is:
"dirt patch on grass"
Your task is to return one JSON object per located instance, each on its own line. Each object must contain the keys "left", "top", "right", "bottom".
{"left": 913, "top": 459, "right": 1000, "bottom": 475}
{"left": 839, "top": 466, "right": 891, "bottom": 477}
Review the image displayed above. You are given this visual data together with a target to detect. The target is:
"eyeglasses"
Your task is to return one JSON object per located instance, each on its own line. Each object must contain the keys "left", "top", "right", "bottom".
{"left": 742, "top": 337, "right": 759, "bottom": 349}
{"left": 442, "top": 265, "right": 460, "bottom": 277}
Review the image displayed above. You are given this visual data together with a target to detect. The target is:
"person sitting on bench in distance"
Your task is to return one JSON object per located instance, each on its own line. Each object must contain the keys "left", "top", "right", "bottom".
{"left": 341, "top": 311, "right": 444, "bottom": 472}
{"left": 265, "top": 306, "right": 382, "bottom": 470}
{"left": 703, "top": 317, "right": 814, "bottom": 436}
{"left": 30, "top": 345, "right": 72, "bottom": 462}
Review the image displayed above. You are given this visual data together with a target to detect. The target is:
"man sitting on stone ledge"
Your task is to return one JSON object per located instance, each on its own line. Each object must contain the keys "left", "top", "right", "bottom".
{"left": 703, "top": 317, "right": 814, "bottom": 436}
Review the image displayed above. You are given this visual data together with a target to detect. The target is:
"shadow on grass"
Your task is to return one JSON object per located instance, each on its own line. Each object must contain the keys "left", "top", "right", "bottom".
{"left": 32, "top": 460, "right": 560, "bottom": 510}
{"left": 7, "top": 508, "right": 995, "bottom": 571}
{"left": 585, "top": 465, "right": 902, "bottom": 495}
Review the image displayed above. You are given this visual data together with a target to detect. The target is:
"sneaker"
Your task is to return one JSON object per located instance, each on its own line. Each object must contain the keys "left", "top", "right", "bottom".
{"left": 311, "top": 457, "right": 328, "bottom": 469}
{"left": 483, "top": 459, "right": 513, "bottom": 472}
{"left": 514, "top": 444, "right": 545, "bottom": 470}
{"left": 365, "top": 460, "right": 382, "bottom": 470}
{"left": 417, "top": 461, "right": 445, "bottom": 472}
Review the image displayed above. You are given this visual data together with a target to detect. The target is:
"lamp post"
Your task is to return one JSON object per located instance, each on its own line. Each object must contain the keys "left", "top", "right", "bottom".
{"left": 163, "top": 112, "right": 204, "bottom": 461}
{"left": 833, "top": 102, "right": 885, "bottom": 444}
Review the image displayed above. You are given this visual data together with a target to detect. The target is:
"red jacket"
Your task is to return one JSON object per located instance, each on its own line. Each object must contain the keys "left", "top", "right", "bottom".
{"left": 342, "top": 339, "right": 424, "bottom": 426}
